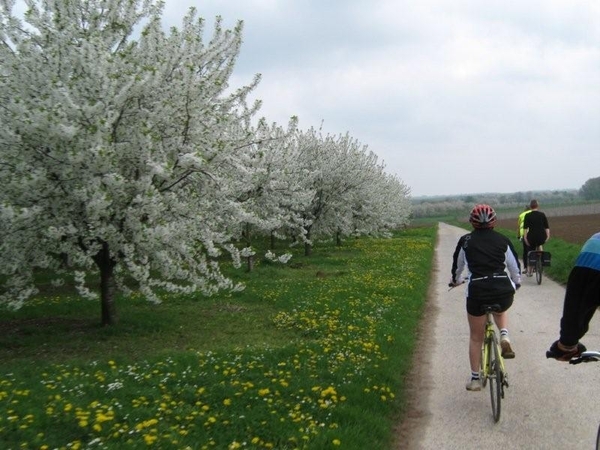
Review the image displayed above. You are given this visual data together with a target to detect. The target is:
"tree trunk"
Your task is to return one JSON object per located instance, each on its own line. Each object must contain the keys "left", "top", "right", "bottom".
{"left": 304, "top": 229, "right": 312, "bottom": 256}
{"left": 245, "top": 223, "right": 252, "bottom": 244}
{"left": 244, "top": 222, "right": 254, "bottom": 272}
{"left": 93, "top": 241, "right": 118, "bottom": 326}
{"left": 270, "top": 231, "right": 276, "bottom": 250}
{"left": 336, "top": 230, "right": 342, "bottom": 246}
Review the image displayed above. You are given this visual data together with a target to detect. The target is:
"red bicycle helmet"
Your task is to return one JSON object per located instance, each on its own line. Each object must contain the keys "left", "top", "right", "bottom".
{"left": 469, "top": 204, "right": 497, "bottom": 229}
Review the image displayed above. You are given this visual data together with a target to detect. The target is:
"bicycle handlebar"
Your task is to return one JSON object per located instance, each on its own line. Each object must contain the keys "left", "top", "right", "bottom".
{"left": 447, "top": 280, "right": 466, "bottom": 291}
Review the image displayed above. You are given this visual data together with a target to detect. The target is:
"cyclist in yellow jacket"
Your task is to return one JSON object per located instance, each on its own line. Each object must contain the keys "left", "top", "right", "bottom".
{"left": 517, "top": 205, "right": 531, "bottom": 273}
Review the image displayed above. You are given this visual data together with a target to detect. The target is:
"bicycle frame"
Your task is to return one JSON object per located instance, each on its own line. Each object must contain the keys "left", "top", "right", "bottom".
{"left": 480, "top": 307, "right": 508, "bottom": 422}
{"left": 481, "top": 314, "right": 507, "bottom": 381}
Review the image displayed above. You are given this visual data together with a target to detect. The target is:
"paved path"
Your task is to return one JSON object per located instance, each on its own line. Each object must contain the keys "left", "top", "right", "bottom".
{"left": 399, "top": 223, "right": 600, "bottom": 450}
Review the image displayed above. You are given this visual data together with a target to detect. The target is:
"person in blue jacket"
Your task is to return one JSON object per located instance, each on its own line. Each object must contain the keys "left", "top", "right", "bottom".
{"left": 547, "top": 232, "right": 600, "bottom": 361}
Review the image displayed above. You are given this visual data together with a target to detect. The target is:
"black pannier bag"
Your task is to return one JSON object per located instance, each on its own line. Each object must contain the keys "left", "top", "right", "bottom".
{"left": 528, "top": 251, "right": 551, "bottom": 267}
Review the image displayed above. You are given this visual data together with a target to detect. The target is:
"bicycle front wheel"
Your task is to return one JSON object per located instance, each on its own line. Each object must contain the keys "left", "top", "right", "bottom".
{"left": 536, "top": 255, "right": 543, "bottom": 285}
{"left": 489, "top": 335, "right": 502, "bottom": 422}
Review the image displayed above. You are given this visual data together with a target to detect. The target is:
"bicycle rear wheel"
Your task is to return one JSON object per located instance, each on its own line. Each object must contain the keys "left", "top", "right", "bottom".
{"left": 595, "top": 422, "right": 600, "bottom": 450}
{"left": 489, "top": 334, "right": 502, "bottom": 422}
{"left": 536, "top": 254, "right": 543, "bottom": 285}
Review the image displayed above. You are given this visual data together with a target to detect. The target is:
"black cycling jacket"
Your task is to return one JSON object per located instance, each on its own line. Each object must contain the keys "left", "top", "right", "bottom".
{"left": 451, "top": 228, "right": 522, "bottom": 286}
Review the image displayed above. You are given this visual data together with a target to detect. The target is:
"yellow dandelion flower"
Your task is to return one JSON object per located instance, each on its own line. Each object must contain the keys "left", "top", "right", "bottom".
{"left": 321, "top": 386, "right": 337, "bottom": 397}
{"left": 143, "top": 434, "right": 158, "bottom": 445}
{"left": 333, "top": 439, "right": 341, "bottom": 446}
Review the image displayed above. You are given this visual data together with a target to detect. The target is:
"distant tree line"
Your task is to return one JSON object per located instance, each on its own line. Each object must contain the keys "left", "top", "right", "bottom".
{"left": 410, "top": 180, "right": 600, "bottom": 218}
{"left": 580, "top": 177, "right": 600, "bottom": 201}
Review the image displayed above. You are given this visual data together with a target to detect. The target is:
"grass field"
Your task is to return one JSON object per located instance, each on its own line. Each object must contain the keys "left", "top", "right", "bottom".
{"left": 0, "top": 212, "right": 593, "bottom": 449}
{"left": 0, "top": 228, "right": 436, "bottom": 450}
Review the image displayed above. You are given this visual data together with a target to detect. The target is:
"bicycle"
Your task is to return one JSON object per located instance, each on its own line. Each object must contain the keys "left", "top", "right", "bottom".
{"left": 527, "top": 245, "right": 551, "bottom": 285}
{"left": 447, "top": 283, "right": 513, "bottom": 422}
{"left": 480, "top": 304, "right": 509, "bottom": 422}
{"left": 547, "top": 349, "right": 600, "bottom": 449}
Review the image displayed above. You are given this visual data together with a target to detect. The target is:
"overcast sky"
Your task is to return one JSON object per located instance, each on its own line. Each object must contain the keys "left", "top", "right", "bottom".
{"left": 160, "top": 0, "right": 600, "bottom": 197}
{"left": 14, "top": 1, "right": 600, "bottom": 197}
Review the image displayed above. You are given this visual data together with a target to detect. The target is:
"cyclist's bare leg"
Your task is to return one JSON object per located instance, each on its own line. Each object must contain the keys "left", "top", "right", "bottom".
{"left": 493, "top": 311, "right": 508, "bottom": 331}
{"left": 525, "top": 238, "right": 533, "bottom": 276}
{"left": 467, "top": 313, "right": 486, "bottom": 372}
{"left": 493, "top": 310, "right": 516, "bottom": 358}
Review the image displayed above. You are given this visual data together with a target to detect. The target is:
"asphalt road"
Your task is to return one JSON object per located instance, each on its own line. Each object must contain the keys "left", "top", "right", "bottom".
{"left": 399, "top": 223, "right": 600, "bottom": 450}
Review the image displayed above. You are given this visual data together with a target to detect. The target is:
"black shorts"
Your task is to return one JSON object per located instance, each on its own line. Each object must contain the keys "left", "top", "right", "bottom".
{"left": 527, "top": 234, "right": 547, "bottom": 249}
{"left": 466, "top": 295, "right": 514, "bottom": 317}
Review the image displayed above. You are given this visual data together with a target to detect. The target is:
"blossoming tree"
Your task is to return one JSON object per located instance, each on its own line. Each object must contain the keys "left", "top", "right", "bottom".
{"left": 212, "top": 118, "right": 309, "bottom": 270}
{"left": 0, "top": 0, "right": 413, "bottom": 326}
{"left": 290, "top": 126, "right": 411, "bottom": 255}
{"left": 0, "top": 0, "right": 261, "bottom": 324}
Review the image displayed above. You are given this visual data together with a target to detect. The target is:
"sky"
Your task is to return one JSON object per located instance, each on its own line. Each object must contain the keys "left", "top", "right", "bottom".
{"left": 12, "top": 1, "right": 600, "bottom": 197}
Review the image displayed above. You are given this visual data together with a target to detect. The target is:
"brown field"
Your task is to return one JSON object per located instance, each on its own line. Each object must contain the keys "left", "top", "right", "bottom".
{"left": 495, "top": 213, "right": 599, "bottom": 245}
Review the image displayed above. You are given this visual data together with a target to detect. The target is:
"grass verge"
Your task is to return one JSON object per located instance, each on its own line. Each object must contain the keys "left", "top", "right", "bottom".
{"left": 0, "top": 227, "right": 436, "bottom": 450}
{"left": 494, "top": 227, "right": 583, "bottom": 285}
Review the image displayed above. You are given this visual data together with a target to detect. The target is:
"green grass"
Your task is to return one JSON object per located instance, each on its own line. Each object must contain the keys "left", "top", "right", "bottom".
{"left": 494, "top": 227, "right": 582, "bottom": 285}
{"left": 0, "top": 227, "right": 437, "bottom": 450}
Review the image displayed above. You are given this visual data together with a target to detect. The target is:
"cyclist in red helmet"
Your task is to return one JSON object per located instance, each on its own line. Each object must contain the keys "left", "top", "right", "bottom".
{"left": 449, "top": 204, "right": 522, "bottom": 391}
